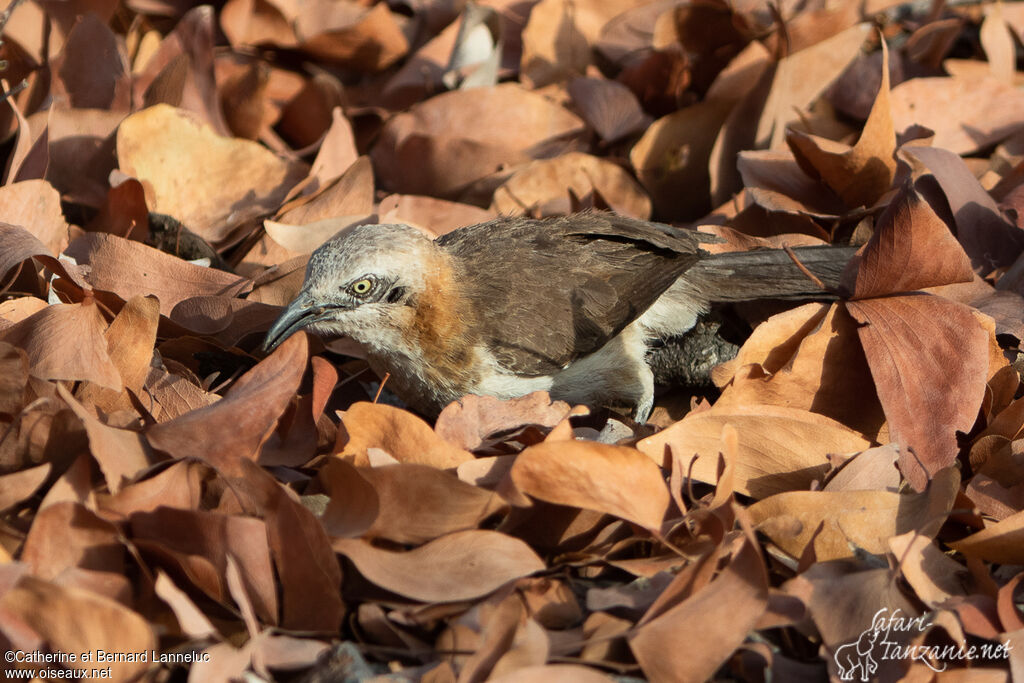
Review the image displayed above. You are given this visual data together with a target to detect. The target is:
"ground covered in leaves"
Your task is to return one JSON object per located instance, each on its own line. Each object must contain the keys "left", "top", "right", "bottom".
{"left": 5, "top": 0, "right": 1024, "bottom": 681}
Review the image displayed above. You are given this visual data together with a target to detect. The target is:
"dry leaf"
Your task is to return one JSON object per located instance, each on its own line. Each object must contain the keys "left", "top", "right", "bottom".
{"left": 333, "top": 530, "right": 545, "bottom": 602}
{"left": 637, "top": 405, "right": 871, "bottom": 499}
{"left": 117, "top": 104, "right": 306, "bottom": 243}
{"left": 510, "top": 440, "right": 671, "bottom": 532}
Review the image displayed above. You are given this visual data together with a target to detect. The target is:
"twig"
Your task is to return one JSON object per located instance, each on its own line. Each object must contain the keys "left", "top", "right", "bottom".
{"left": 372, "top": 372, "right": 390, "bottom": 403}
{"left": 782, "top": 244, "right": 830, "bottom": 292}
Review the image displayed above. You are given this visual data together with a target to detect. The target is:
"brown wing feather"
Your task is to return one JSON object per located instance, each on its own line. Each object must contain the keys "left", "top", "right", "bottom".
{"left": 437, "top": 213, "right": 705, "bottom": 375}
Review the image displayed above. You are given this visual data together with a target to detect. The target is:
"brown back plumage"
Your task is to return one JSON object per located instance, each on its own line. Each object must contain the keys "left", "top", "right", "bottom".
{"left": 437, "top": 214, "right": 706, "bottom": 376}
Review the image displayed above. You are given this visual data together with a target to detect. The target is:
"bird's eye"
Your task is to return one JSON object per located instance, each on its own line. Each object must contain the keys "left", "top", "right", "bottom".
{"left": 349, "top": 278, "right": 373, "bottom": 296}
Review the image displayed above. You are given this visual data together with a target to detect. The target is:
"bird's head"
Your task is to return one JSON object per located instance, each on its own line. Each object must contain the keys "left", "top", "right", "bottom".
{"left": 262, "top": 222, "right": 438, "bottom": 353}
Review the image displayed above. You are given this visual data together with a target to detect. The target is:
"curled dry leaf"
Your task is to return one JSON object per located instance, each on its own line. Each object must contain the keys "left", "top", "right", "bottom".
{"left": 20, "top": 501, "right": 124, "bottom": 582}
{"left": 233, "top": 459, "right": 345, "bottom": 632}
{"left": 0, "top": 463, "right": 50, "bottom": 512}
{"left": 902, "top": 145, "right": 1024, "bottom": 274}
{"left": 637, "top": 404, "right": 871, "bottom": 499}
{"left": 713, "top": 303, "right": 884, "bottom": 439}
{"left": 491, "top": 152, "right": 651, "bottom": 219}
{"left": 435, "top": 391, "right": 572, "bottom": 452}
{"left": 333, "top": 529, "right": 545, "bottom": 603}
{"left": 509, "top": 440, "right": 670, "bottom": 532}
{"left": 786, "top": 38, "right": 895, "bottom": 209}
{"left": 757, "top": 23, "right": 872, "bottom": 150}
{"left": 335, "top": 402, "right": 475, "bottom": 468}
{"left": 372, "top": 83, "right": 585, "bottom": 198}
{"left": 841, "top": 183, "right": 975, "bottom": 299}
{"left": 0, "top": 222, "right": 90, "bottom": 292}
{"left": 519, "top": 0, "right": 590, "bottom": 89}
{"left": 117, "top": 104, "right": 307, "bottom": 243}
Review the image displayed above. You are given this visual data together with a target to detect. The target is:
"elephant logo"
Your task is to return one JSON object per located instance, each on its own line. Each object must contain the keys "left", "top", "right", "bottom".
{"left": 833, "top": 627, "right": 880, "bottom": 681}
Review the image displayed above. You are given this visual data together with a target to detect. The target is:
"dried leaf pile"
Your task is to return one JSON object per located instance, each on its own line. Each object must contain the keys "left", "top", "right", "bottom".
{"left": 5, "top": 0, "right": 1024, "bottom": 681}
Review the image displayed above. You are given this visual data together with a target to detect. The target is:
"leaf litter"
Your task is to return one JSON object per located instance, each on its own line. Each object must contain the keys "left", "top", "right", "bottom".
{"left": 3, "top": 1, "right": 1024, "bottom": 681}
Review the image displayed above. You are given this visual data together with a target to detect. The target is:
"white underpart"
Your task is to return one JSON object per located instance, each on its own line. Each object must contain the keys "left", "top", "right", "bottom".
{"left": 473, "top": 321, "right": 655, "bottom": 421}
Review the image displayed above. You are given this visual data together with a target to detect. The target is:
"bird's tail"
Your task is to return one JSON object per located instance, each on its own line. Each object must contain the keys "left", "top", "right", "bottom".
{"left": 685, "top": 244, "right": 857, "bottom": 303}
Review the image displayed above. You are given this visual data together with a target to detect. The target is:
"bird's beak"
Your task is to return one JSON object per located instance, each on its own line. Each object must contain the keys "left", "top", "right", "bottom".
{"left": 263, "top": 293, "right": 330, "bottom": 353}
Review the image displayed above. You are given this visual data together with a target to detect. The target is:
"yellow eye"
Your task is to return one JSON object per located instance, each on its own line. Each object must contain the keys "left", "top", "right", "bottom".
{"left": 350, "top": 278, "right": 373, "bottom": 295}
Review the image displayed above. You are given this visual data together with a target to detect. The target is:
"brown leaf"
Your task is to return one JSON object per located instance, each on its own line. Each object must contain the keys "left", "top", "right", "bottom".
{"left": 630, "top": 99, "right": 733, "bottom": 219}
{"left": 65, "top": 232, "right": 252, "bottom": 317}
{"left": 297, "top": 2, "right": 409, "bottom": 71}
{"left": 147, "top": 332, "right": 308, "bottom": 467}
{"left": 50, "top": 13, "right": 131, "bottom": 111}
{"left": 117, "top": 104, "right": 306, "bottom": 243}
{"left": 786, "top": 39, "right": 895, "bottom": 209}
{"left": 0, "top": 301, "right": 122, "bottom": 390}
{"left": 97, "top": 460, "right": 206, "bottom": 519}
{"left": 318, "top": 458, "right": 379, "bottom": 538}
{"left": 637, "top": 405, "right": 871, "bottom": 499}
{"left": 890, "top": 76, "right": 1024, "bottom": 155}
{"left": 736, "top": 150, "right": 848, "bottom": 218}
{"left": 46, "top": 108, "right": 124, "bottom": 208}
{"left": 0, "top": 576, "right": 156, "bottom": 681}
{"left": 490, "top": 665, "right": 616, "bottom": 683}
{"left": 713, "top": 303, "right": 884, "bottom": 439}
{"left": 154, "top": 570, "right": 219, "bottom": 640}
{"left": 372, "top": 83, "right": 585, "bottom": 198}
{"left": 132, "top": 7, "right": 229, "bottom": 135}
{"left": 568, "top": 77, "right": 651, "bottom": 144}
{"left": 336, "top": 402, "right": 475, "bottom": 468}
{"left": 0, "top": 180, "right": 69, "bottom": 256}
{"left": 0, "top": 463, "right": 49, "bottom": 512}
{"left": 333, "top": 530, "right": 545, "bottom": 602}
{"left": 233, "top": 459, "right": 345, "bottom": 632}
{"left": 847, "top": 295, "right": 988, "bottom": 489}
{"left": 757, "top": 23, "right": 872, "bottom": 149}
{"left": 520, "top": 0, "right": 589, "bottom": 89}
{"left": 21, "top": 501, "right": 124, "bottom": 581}
{"left": 509, "top": 440, "right": 670, "bottom": 532}
{"left": 76, "top": 294, "right": 160, "bottom": 414}
{"left": 902, "top": 145, "right": 1024, "bottom": 274}
{"left": 628, "top": 529, "right": 769, "bottom": 682}
{"left": 842, "top": 183, "right": 975, "bottom": 298}
{"left": 130, "top": 506, "right": 278, "bottom": 623}
{"left": 491, "top": 152, "right": 651, "bottom": 219}
{"left": 378, "top": 194, "right": 496, "bottom": 237}
{"left": 0, "top": 341, "right": 28, "bottom": 414}
{"left": 435, "top": 392, "right": 573, "bottom": 452}
{"left": 0, "top": 222, "right": 90, "bottom": 292}
{"left": 748, "top": 467, "right": 959, "bottom": 561}
{"left": 949, "top": 507, "right": 1024, "bottom": 564}
{"left": 888, "top": 532, "right": 969, "bottom": 608}
{"left": 356, "top": 463, "right": 506, "bottom": 544}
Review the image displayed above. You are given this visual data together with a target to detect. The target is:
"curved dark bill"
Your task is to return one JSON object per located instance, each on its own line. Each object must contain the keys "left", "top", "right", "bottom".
{"left": 263, "top": 300, "right": 338, "bottom": 353}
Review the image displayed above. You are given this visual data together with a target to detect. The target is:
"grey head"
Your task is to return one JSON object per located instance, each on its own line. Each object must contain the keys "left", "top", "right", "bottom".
{"left": 262, "top": 223, "right": 439, "bottom": 353}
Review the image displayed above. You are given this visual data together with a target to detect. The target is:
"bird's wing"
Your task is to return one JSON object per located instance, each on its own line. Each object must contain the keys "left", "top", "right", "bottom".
{"left": 438, "top": 213, "right": 704, "bottom": 376}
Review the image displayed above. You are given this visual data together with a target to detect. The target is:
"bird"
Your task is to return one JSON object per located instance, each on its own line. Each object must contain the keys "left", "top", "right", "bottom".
{"left": 262, "top": 213, "right": 855, "bottom": 423}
